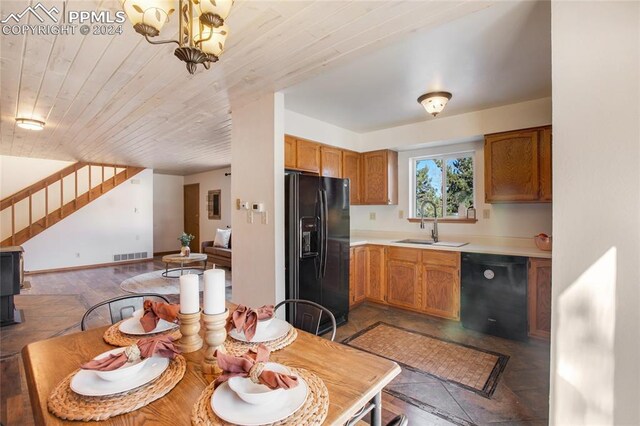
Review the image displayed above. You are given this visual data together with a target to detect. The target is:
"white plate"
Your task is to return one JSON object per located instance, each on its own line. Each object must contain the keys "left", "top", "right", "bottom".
{"left": 70, "top": 348, "right": 170, "bottom": 396}
{"left": 118, "top": 309, "right": 179, "bottom": 336}
{"left": 211, "top": 370, "right": 308, "bottom": 425}
{"left": 228, "top": 318, "right": 291, "bottom": 343}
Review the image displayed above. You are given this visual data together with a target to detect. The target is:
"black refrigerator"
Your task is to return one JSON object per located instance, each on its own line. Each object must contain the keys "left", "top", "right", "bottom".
{"left": 285, "top": 172, "right": 350, "bottom": 333}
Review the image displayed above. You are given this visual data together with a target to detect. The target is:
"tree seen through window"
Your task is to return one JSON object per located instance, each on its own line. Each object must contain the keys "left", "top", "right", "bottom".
{"left": 415, "top": 155, "right": 474, "bottom": 217}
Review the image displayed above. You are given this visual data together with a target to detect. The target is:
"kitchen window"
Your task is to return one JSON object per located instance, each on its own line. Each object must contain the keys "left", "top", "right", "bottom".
{"left": 411, "top": 153, "right": 475, "bottom": 219}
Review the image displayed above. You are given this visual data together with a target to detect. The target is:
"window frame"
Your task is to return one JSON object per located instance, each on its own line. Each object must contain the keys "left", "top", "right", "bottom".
{"left": 410, "top": 150, "right": 476, "bottom": 219}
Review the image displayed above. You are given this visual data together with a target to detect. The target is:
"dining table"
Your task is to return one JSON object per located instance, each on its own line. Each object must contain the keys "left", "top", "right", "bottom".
{"left": 22, "top": 306, "right": 401, "bottom": 425}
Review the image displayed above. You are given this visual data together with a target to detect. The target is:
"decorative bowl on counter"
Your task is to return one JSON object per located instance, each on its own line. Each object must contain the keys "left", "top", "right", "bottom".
{"left": 534, "top": 234, "right": 552, "bottom": 251}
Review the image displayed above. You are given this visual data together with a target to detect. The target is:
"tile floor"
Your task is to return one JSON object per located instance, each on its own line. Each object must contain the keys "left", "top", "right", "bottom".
{"left": 0, "top": 259, "right": 550, "bottom": 425}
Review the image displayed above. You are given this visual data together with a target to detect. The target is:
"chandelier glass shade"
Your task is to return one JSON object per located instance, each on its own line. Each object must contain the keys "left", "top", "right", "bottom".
{"left": 417, "top": 92, "right": 452, "bottom": 117}
{"left": 120, "top": 0, "right": 233, "bottom": 74}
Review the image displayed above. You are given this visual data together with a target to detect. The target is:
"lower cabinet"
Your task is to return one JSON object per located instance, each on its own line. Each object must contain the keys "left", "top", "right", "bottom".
{"left": 385, "top": 247, "right": 461, "bottom": 320}
{"left": 421, "top": 265, "right": 460, "bottom": 320}
{"left": 387, "top": 260, "right": 420, "bottom": 309}
{"left": 349, "top": 247, "right": 367, "bottom": 308}
{"left": 528, "top": 257, "right": 552, "bottom": 339}
{"left": 365, "top": 246, "right": 386, "bottom": 303}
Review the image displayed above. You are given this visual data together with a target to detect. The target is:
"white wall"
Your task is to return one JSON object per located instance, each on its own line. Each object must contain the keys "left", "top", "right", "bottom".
{"left": 184, "top": 167, "right": 232, "bottom": 244}
{"left": 231, "top": 93, "right": 285, "bottom": 307}
{"left": 551, "top": 2, "right": 639, "bottom": 425}
{"left": 284, "top": 109, "right": 361, "bottom": 151}
{"left": 0, "top": 155, "right": 74, "bottom": 196}
{"left": 352, "top": 140, "right": 552, "bottom": 240}
{"left": 153, "top": 173, "right": 184, "bottom": 253}
{"left": 360, "top": 97, "right": 552, "bottom": 152}
{"left": 22, "top": 169, "right": 154, "bottom": 271}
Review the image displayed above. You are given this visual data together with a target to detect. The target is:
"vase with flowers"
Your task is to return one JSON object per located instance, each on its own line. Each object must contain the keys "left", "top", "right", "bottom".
{"left": 178, "top": 232, "right": 195, "bottom": 257}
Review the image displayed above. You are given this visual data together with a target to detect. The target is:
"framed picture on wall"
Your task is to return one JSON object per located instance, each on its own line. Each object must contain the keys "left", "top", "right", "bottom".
{"left": 207, "top": 190, "right": 221, "bottom": 220}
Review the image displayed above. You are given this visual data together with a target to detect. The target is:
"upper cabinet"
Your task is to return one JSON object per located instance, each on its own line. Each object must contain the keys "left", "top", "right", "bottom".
{"left": 320, "top": 146, "right": 343, "bottom": 178}
{"left": 295, "top": 139, "right": 321, "bottom": 173}
{"left": 484, "top": 126, "right": 552, "bottom": 203}
{"left": 539, "top": 127, "right": 552, "bottom": 201}
{"left": 362, "top": 150, "right": 398, "bottom": 205}
{"left": 284, "top": 135, "right": 297, "bottom": 169}
{"left": 285, "top": 135, "right": 397, "bottom": 206}
{"left": 342, "top": 150, "right": 361, "bottom": 205}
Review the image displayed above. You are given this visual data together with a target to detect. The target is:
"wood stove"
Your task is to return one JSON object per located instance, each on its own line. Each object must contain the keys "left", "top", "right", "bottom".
{"left": 1, "top": 246, "right": 24, "bottom": 326}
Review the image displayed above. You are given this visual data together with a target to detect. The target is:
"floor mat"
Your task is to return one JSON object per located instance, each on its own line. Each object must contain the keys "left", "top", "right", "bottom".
{"left": 342, "top": 321, "right": 509, "bottom": 398}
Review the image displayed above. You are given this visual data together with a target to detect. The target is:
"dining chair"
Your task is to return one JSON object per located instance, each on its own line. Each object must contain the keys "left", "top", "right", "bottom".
{"left": 274, "top": 299, "right": 337, "bottom": 341}
{"left": 81, "top": 293, "right": 170, "bottom": 331}
{"left": 387, "top": 414, "right": 408, "bottom": 426}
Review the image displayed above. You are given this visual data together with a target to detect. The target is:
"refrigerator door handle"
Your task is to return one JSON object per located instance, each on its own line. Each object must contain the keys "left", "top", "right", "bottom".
{"left": 316, "top": 189, "right": 325, "bottom": 279}
{"left": 321, "top": 189, "right": 329, "bottom": 278}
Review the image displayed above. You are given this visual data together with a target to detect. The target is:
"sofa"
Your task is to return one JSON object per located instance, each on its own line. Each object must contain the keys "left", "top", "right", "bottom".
{"left": 201, "top": 238, "right": 231, "bottom": 269}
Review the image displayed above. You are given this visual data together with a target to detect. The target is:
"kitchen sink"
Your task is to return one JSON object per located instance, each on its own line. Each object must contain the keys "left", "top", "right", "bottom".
{"left": 394, "top": 239, "right": 435, "bottom": 245}
{"left": 394, "top": 239, "right": 469, "bottom": 247}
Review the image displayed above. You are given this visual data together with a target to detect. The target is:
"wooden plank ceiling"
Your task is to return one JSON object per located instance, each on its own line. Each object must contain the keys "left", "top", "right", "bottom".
{"left": 0, "top": 0, "right": 492, "bottom": 175}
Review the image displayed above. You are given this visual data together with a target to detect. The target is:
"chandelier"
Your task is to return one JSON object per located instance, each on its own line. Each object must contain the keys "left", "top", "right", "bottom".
{"left": 120, "top": 0, "right": 234, "bottom": 74}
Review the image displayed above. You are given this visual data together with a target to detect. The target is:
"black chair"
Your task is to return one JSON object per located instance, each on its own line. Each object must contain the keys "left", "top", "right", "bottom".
{"left": 274, "top": 299, "right": 337, "bottom": 341}
{"left": 387, "top": 414, "right": 408, "bottom": 426}
{"left": 81, "top": 293, "right": 170, "bottom": 331}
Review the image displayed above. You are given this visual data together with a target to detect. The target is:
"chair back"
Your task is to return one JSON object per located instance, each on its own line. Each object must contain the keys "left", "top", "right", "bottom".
{"left": 274, "top": 299, "right": 337, "bottom": 341}
{"left": 387, "top": 414, "right": 408, "bottom": 426}
{"left": 81, "top": 293, "right": 170, "bottom": 331}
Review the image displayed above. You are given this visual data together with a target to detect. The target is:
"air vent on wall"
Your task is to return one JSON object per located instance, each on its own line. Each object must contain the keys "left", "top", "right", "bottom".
{"left": 113, "top": 252, "right": 148, "bottom": 262}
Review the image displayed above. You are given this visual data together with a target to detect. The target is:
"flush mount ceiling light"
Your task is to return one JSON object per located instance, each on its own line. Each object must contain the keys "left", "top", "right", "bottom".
{"left": 417, "top": 91, "right": 452, "bottom": 117}
{"left": 16, "top": 118, "right": 45, "bottom": 131}
{"left": 120, "top": 0, "right": 234, "bottom": 74}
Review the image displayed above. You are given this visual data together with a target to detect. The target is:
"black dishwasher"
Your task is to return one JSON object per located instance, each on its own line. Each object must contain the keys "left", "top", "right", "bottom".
{"left": 461, "top": 253, "right": 528, "bottom": 341}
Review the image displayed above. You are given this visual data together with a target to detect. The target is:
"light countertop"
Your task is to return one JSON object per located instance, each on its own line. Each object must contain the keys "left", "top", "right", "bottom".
{"left": 349, "top": 235, "right": 552, "bottom": 259}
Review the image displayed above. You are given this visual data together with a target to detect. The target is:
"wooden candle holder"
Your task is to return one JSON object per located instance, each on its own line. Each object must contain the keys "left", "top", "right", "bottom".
{"left": 201, "top": 308, "right": 229, "bottom": 376}
{"left": 177, "top": 310, "right": 203, "bottom": 353}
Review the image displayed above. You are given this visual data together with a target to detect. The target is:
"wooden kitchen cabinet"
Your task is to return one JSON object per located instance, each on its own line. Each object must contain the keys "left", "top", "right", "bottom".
{"left": 284, "top": 135, "right": 297, "bottom": 169}
{"left": 350, "top": 246, "right": 367, "bottom": 308}
{"left": 539, "top": 127, "right": 552, "bottom": 201}
{"left": 421, "top": 250, "right": 461, "bottom": 320}
{"left": 528, "top": 257, "right": 552, "bottom": 340}
{"left": 362, "top": 150, "right": 398, "bottom": 205}
{"left": 296, "top": 139, "right": 321, "bottom": 173}
{"left": 484, "top": 126, "right": 552, "bottom": 203}
{"left": 387, "top": 248, "right": 421, "bottom": 310}
{"left": 342, "top": 150, "right": 362, "bottom": 205}
{"left": 365, "top": 246, "right": 386, "bottom": 303}
{"left": 320, "top": 146, "right": 343, "bottom": 178}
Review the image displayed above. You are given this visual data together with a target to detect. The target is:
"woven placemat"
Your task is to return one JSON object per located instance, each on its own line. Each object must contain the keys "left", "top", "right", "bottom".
{"left": 191, "top": 367, "right": 329, "bottom": 426}
{"left": 223, "top": 326, "right": 297, "bottom": 356}
{"left": 104, "top": 320, "right": 182, "bottom": 347}
{"left": 47, "top": 355, "right": 186, "bottom": 421}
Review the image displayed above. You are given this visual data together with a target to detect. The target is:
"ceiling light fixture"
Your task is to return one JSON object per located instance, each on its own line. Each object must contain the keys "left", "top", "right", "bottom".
{"left": 417, "top": 91, "right": 452, "bottom": 117}
{"left": 16, "top": 118, "right": 45, "bottom": 131}
{"left": 120, "top": 0, "right": 234, "bottom": 75}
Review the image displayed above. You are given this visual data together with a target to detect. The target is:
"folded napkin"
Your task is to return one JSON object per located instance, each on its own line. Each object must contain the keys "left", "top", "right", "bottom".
{"left": 80, "top": 336, "right": 180, "bottom": 371}
{"left": 214, "top": 344, "right": 298, "bottom": 390}
{"left": 226, "top": 304, "right": 274, "bottom": 342}
{"left": 140, "top": 300, "right": 180, "bottom": 333}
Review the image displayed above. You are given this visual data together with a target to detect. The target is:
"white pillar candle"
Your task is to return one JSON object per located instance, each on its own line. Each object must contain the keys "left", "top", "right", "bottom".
{"left": 203, "top": 269, "right": 226, "bottom": 314}
{"left": 179, "top": 274, "right": 200, "bottom": 314}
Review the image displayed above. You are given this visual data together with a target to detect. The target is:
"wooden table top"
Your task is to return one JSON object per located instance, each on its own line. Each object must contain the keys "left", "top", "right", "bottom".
{"left": 22, "top": 317, "right": 400, "bottom": 425}
{"left": 162, "top": 253, "right": 207, "bottom": 263}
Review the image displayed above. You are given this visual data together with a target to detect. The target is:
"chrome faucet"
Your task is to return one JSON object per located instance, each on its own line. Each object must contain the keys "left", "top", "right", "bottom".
{"left": 421, "top": 200, "right": 439, "bottom": 243}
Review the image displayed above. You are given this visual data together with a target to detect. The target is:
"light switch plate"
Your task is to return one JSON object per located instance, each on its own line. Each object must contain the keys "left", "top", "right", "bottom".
{"left": 369, "top": 212, "right": 376, "bottom": 220}
{"left": 483, "top": 209, "right": 491, "bottom": 219}
{"left": 398, "top": 210, "right": 404, "bottom": 219}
